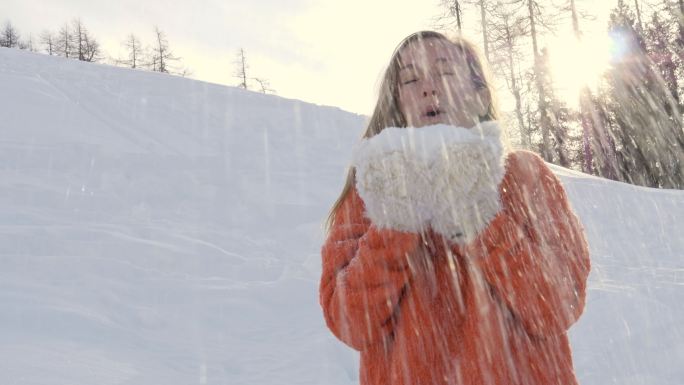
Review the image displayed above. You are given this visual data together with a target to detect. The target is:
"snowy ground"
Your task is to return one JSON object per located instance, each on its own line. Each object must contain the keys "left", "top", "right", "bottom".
{"left": 1, "top": 48, "right": 683, "bottom": 385}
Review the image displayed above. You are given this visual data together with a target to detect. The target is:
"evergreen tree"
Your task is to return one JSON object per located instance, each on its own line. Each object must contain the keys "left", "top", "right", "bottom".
{"left": 578, "top": 80, "right": 624, "bottom": 180}
{"left": 604, "top": 0, "right": 684, "bottom": 188}
{"left": 645, "top": 10, "right": 680, "bottom": 108}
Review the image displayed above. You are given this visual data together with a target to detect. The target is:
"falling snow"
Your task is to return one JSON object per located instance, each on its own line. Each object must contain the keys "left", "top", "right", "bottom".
{"left": 0, "top": 47, "right": 683, "bottom": 385}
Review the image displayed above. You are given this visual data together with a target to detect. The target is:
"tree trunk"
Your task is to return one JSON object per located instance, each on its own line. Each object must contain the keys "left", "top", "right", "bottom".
{"left": 527, "top": 0, "right": 552, "bottom": 161}
{"left": 479, "top": 0, "right": 490, "bottom": 62}
{"left": 454, "top": 1, "right": 462, "bottom": 31}
{"left": 570, "top": 0, "right": 580, "bottom": 38}
{"left": 678, "top": 0, "right": 684, "bottom": 60}
{"left": 634, "top": 0, "right": 643, "bottom": 32}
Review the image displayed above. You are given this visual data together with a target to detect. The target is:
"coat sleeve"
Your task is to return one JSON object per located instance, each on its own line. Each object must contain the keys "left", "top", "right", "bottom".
{"left": 464, "top": 151, "right": 591, "bottom": 338}
{"left": 319, "top": 188, "right": 420, "bottom": 351}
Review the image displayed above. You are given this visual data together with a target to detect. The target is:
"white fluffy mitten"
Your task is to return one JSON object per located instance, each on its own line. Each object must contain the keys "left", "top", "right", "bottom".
{"left": 352, "top": 128, "right": 432, "bottom": 232}
{"left": 429, "top": 122, "right": 506, "bottom": 244}
{"left": 352, "top": 122, "right": 506, "bottom": 239}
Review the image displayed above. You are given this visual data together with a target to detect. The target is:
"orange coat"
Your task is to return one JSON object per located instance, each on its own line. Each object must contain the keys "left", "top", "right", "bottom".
{"left": 319, "top": 150, "right": 591, "bottom": 385}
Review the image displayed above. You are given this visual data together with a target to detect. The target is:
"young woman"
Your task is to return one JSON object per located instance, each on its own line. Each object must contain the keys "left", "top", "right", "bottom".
{"left": 319, "top": 31, "right": 591, "bottom": 385}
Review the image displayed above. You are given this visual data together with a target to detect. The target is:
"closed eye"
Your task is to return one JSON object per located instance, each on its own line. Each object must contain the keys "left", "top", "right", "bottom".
{"left": 402, "top": 79, "right": 418, "bottom": 85}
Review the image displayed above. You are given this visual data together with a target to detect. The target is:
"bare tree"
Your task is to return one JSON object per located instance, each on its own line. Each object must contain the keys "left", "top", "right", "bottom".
{"left": 122, "top": 33, "right": 144, "bottom": 68}
{"left": 71, "top": 18, "right": 86, "bottom": 60}
{"left": 433, "top": 0, "right": 464, "bottom": 32}
{"left": 487, "top": 0, "right": 571, "bottom": 164}
{"left": 253, "top": 77, "right": 275, "bottom": 94}
{"left": 488, "top": 1, "right": 530, "bottom": 146}
{"left": 27, "top": 33, "right": 36, "bottom": 51}
{"left": 232, "top": 49, "right": 274, "bottom": 92}
{"left": 82, "top": 34, "right": 100, "bottom": 62}
{"left": 1, "top": 21, "right": 21, "bottom": 48}
{"left": 434, "top": 0, "right": 492, "bottom": 61}
{"left": 40, "top": 30, "right": 56, "bottom": 55}
{"left": 506, "top": 0, "right": 562, "bottom": 162}
{"left": 56, "top": 23, "right": 73, "bottom": 58}
{"left": 70, "top": 18, "right": 100, "bottom": 62}
{"left": 150, "top": 26, "right": 180, "bottom": 73}
{"left": 234, "top": 48, "right": 249, "bottom": 89}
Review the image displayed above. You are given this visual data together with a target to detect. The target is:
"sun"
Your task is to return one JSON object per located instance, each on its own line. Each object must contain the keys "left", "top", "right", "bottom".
{"left": 546, "top": 33, "right": 613, "bottom": 106}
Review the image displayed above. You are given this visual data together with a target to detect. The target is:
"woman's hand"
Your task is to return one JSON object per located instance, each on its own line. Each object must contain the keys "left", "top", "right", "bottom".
{"left": 429, "top": 131, "right": 505, "bottom": 244}
{"left": 352, "top": 122, "right": 504, "bottom": 238}
{"left": 354, "top": 148, "right": 431, "bottom": 232}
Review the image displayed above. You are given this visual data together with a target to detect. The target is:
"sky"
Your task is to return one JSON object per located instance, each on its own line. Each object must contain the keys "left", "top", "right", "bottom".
{"left": 5, "top": 0, "right": 621, "bottom": 115}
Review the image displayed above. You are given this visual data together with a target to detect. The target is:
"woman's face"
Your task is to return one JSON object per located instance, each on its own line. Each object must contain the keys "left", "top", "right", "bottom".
{"left": 397, "top": 38, "right": 488, "bottom": 128}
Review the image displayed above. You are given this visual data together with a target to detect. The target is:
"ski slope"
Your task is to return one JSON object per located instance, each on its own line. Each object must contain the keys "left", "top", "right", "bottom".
{"left": 1, "top": 48, "right": 683, "bottom": 385}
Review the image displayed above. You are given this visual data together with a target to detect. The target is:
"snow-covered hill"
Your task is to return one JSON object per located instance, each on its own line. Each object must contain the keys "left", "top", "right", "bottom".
{"left": 1, "top": 47, "right": 682, "bottom": 385}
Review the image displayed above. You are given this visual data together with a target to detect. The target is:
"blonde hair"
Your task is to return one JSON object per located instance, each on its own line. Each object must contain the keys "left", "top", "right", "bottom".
{"left": 324, "top": 31, "right": 499, "bottom": 232}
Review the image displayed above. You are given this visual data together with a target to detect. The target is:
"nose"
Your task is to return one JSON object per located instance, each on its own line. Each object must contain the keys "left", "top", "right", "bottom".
{"left": 421, "top": 75, "right": 440, "bottom": 98}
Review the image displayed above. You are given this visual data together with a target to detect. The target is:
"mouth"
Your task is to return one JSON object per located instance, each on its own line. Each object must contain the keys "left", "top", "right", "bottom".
{"left": 425, "top": 107, "right": 442, "bottom": 118}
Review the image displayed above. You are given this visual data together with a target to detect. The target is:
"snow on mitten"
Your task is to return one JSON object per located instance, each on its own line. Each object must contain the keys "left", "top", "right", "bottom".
{"left": 352, "top": 129, "right": 432, "bottom": 232}
{"left": 429, "top": 122, "right": 506, "bottom": 244}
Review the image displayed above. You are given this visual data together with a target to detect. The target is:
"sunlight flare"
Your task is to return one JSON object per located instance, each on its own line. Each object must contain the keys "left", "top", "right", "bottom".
{"left": 547, "top": 33, "right": 613, "bottom": 104}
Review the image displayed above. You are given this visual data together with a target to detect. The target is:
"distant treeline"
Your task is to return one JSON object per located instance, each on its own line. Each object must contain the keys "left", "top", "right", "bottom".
{"left": 0, "top": 18, "right": 273, "bottom": 93}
